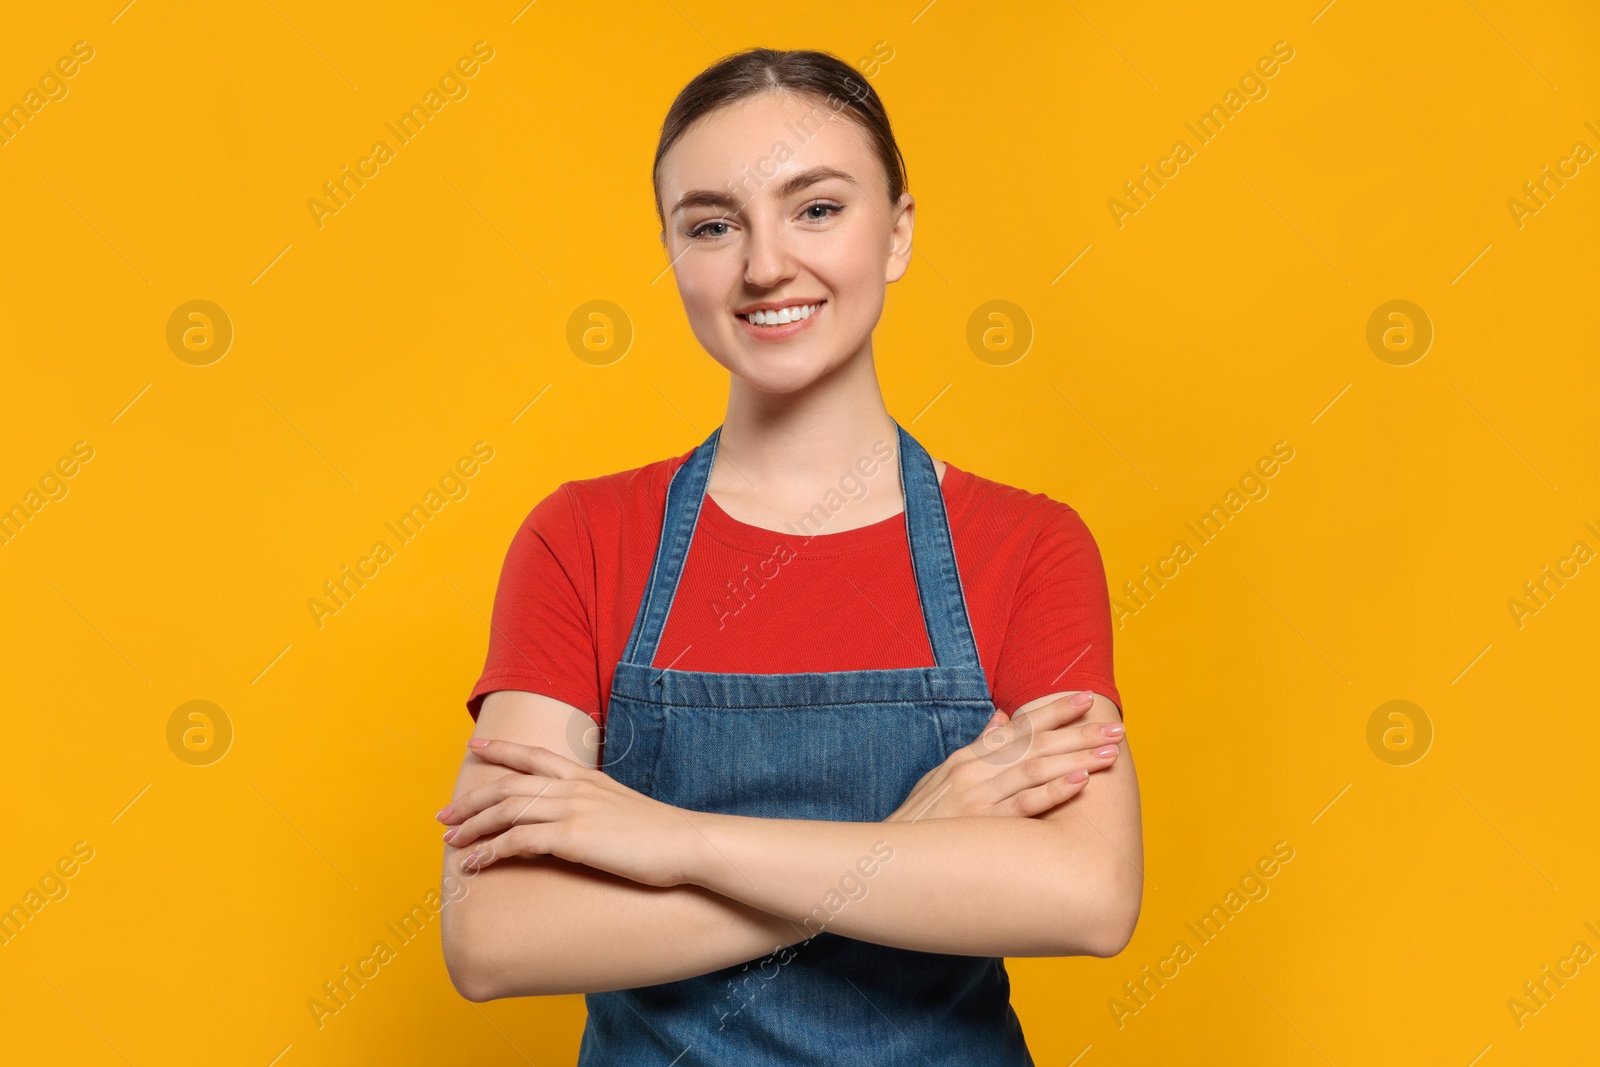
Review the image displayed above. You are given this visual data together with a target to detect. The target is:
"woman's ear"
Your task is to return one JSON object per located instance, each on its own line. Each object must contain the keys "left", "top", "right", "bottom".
{"left": 885, "top": 192, "right": 915, "bottom": 283}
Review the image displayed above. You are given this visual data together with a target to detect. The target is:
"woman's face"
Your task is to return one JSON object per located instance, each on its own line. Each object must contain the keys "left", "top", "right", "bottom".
{"left": 656, "top": 91, "right": 914, "bottom": 395}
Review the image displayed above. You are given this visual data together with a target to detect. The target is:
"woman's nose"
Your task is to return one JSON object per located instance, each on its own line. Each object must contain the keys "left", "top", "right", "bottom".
{"left": 743, "top": 221, "right": 795, "bottom": 288}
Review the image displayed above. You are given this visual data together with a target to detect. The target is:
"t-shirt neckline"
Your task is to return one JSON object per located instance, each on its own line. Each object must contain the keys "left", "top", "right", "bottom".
{"left": 688, "top": 460, "right": 962, "bottom": 558}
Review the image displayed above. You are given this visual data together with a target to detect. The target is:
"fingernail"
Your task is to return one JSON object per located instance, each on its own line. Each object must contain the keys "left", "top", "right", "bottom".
{"left": 467, "top": 738, "right": 489, "bottom": 749}
{"left": 1093, "top": 744, "right": 1118, "bottom": 758}
{"left": 435, "top": 806, "right": 453, "bottom": 822}
{"left": 1101, "top": 723, "right": 1125, "bottom": 738}
{"left": 442, "top": 827, "right": 458, "bottom": 842}
{"left": 1066, "top": 770, "right": 1089, "bottom": 783}
{"left": 1071, "top": 692, "right": 1094, "bottom": 706}
{"left": 463, "top": 852, "right": 479, "bottom": 867}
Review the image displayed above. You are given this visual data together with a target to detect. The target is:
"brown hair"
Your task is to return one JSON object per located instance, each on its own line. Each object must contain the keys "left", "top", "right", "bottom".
{"left": 651, "top": 48, "right": 909, "bottom": 229}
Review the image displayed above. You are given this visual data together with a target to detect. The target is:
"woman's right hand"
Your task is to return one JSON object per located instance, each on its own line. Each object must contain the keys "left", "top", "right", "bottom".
{"left": 883, "top": 692, "right": 1123, "bottom": 821}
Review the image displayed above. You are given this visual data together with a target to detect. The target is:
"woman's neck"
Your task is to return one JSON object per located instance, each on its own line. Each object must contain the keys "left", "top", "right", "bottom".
{"left": 705, "top": 346, "right": 941, "bottom": 534}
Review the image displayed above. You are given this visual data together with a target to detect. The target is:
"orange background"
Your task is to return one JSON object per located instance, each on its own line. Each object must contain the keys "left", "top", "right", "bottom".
{"left": 2, "top": 1, "right": 1597, "bottom": 1063}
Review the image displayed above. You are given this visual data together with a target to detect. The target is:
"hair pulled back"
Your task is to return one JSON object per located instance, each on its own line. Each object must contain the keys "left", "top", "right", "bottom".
{"left": 652, "top": 48, "right": 908, "bottom": 228}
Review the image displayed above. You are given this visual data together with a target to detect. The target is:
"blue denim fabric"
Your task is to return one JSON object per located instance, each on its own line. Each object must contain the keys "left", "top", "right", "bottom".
{"left": 577, "top": 421, "right": 1035, "bottom": 1066}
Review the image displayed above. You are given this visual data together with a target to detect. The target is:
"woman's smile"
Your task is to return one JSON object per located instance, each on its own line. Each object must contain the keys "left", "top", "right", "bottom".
{"left": 734, "top": 298, "right": 827, "bottom": 342}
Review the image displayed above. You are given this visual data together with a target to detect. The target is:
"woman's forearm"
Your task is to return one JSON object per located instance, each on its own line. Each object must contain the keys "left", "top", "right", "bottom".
{"left": 442, "top": 805, "right": 1129, "bottom": 1001}
{"left": 679, "top": 811, "right": 1126, "bottom": 958}
{"left": 440, "top": 848, "right": 812, "bottom": 1001}
{"left": 441, "top": 694, "right": 815, "bottom": 1001}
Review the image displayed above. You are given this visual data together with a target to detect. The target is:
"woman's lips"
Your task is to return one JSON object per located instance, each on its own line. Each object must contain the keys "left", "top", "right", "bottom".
{"left": 735, "top": 301, "right": 825, "bottom": 342}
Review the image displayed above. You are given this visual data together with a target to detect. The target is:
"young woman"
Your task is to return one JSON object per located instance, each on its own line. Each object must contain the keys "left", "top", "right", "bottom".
{"left": 438, "top": 48, "right": 1142, "bottom": 1065}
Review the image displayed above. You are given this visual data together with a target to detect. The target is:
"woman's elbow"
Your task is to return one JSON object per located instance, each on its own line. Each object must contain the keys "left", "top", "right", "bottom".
{"left": 441, "top": 912, "right": 501, "bottom": 1002}
{"left": 1088, "top": 867, "right": 1144, "bottom": 958}
{"left": 448, "top": 961, "right": 501, "bottom": 1003}
{"left": 442, "top": 906, "right": 571, "bottom": 1000}
{"left": 452, "top": 971, "right": 500, "bottom": 1004}
{"left": 1062, "top": 863, "right": 1143, "bottom": 959}
{"left": 1085, "top": 904, "right": 1140, "bottom": 958}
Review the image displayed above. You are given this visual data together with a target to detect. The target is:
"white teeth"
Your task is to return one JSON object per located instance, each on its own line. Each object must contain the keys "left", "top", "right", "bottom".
{"left": 746, "top": 303, "right": 818, "bottom": 326}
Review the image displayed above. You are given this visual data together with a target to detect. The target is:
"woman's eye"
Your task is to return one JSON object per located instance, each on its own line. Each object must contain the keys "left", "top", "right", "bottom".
{"left": 688, "top": 219, "right": 734, "bottom": 240}
{"left": 686, "top": 203, "right": 841, "bottom": 239}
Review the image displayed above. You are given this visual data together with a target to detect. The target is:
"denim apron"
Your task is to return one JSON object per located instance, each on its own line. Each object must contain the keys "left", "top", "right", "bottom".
{"left": 576, "top": 420, "right": 1035, "bottom": 1066}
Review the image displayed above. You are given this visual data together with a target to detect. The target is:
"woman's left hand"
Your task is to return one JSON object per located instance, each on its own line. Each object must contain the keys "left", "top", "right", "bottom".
{"left": 437, "top": 738, "right": 702, "bottom": 888}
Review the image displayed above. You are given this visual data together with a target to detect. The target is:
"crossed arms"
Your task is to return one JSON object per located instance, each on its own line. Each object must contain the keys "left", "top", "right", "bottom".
{"left": 439, "top": 688, "right": 1143, "bottom": 1002}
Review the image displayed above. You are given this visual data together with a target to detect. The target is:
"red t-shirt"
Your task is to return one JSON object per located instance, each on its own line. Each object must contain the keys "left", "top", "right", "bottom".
{"left": 466, "top": 447, "right": 1121, "bottom": 724}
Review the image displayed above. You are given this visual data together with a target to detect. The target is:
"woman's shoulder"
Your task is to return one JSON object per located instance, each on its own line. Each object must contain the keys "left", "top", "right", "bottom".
{"left": 943, "top": 461, "right": 1094, "bottom": 540}
{"left": 942, "top": 463, "right": 1109, "bottom": 592}
{"left": 525, "top": 446, "right": 696, "bottom": 532}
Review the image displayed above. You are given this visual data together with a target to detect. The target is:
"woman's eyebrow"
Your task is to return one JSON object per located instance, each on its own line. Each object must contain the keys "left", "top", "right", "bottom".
{"left": 670, "top": 166, "right": 857, "bottom": 216}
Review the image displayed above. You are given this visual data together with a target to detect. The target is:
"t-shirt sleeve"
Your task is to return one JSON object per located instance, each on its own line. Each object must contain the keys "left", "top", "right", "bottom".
{"left": 992, "top": 503, "right": 1123, "bottom": 716}
{"left": 465, "top": 483, "right": 602, "bottom": 724}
